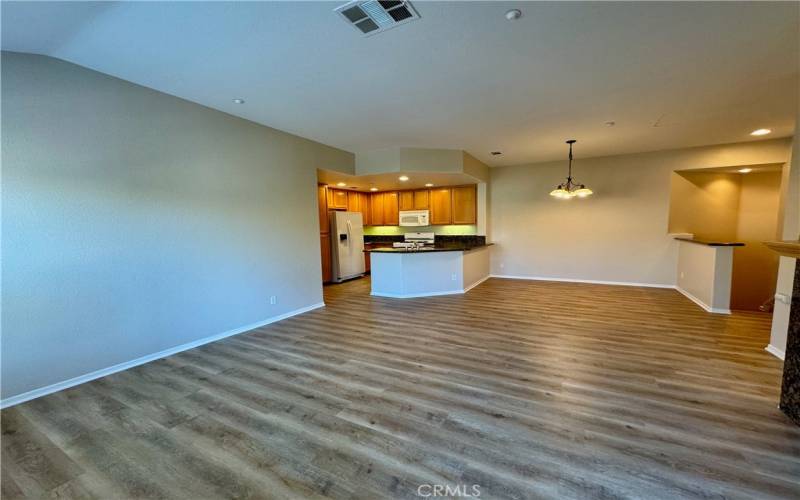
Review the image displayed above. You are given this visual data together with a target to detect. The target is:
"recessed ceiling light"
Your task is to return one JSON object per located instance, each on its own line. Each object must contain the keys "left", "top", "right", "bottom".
{"left": 398, "top": 175, "right": 409, "bottom": 181}
{"left": 370, "top": 187, "right": 379, "bottom": 192}
{"left": 505, "top": 9, "right": 522, "bottom": 21}
{"left": 336, "top": 182, "right": 347, "bottom": 187}
{"left": 738, "top": 168, "right": 753, "bottom": 173}
{"left": 232, "top": 98, "right": 245, "bottom": 104}
{"left": 605, "top": 121, "right": 616, "bottom": 127}
{"left": 750, "top": 128, "right": 771, "bottom": 136}
{"left": 425, "top": 183, "right": 434, "bottom": 187}
{"left": 490, "top": 151, "right": 502, "bottom": 156}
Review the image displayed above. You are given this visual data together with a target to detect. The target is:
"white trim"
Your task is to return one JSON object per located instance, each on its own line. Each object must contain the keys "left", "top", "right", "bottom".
{"left": 675, "top": 286, "right": 731, "bottom": 314}
{"left": 463, "top": 275, "right": 491, "bottom": 293}
{"left": 0, "top": 302, "right": 325, "bottom": 409}
{"left": 489, "top": 274, "right": 674, "bottom": 289}
{"left": 371, "top": 274, "right": 491, "bottom": 299}
{"left": 765, "top": 344, "right": 786, "bottom": 360}
{"left": 371, "top": 290, "right": 463, "bottom": 298}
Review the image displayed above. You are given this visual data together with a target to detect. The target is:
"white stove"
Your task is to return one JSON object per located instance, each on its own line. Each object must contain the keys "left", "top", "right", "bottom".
{"left": 393, "top": 232, "right": 435, "bottom": 249}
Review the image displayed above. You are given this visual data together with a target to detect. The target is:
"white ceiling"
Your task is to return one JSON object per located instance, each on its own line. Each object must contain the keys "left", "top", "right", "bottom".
{"left": 2, "top": 1, "right": 798, "bottom": 166}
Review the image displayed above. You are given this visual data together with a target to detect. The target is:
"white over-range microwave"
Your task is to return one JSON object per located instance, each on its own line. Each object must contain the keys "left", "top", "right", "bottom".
{"left": 399, "top": 210, "right": 430, "bottom": 227}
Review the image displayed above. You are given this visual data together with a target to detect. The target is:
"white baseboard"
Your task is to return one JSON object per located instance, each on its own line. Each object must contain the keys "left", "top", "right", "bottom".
{"left": 371, "top": 290, "right": 463, "bottom": 298}
{"left": 765, "top": 344, "right": 786, "bottom": 360}
{"left": 463, "top": 275, "right": 491, "bottom": 293}
{"left": 0, "top": 302, "right": 326, "bottom": 409}
{"left": 371, "top": 274, "right": 491, "bottom": 299}
{"left": 675, "top": 286, "right": 731, "bottom": 314}
{"left": 489, "top": 274, "right": 674, "bottom": 289}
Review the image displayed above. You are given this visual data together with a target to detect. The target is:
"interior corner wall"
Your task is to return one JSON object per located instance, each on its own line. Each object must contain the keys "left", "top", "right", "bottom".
{"left": 730, "top": 171, "right": 782, "bottom": 311}
{"left": 668, "top": 171, "right": 742, "bottom": 240}
{"left": 1, "top": 52, "right": 354, "bottom": 402}
{"left": 489, "top": 139, "right": 792, "bottom": 286}
{"left": 770, "top": 130, "right": 800, "bottom": 356}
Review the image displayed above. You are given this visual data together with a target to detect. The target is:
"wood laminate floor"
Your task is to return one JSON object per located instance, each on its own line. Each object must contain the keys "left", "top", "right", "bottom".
{"left": 2, "top": 277, "right": 799, "bottom": 499}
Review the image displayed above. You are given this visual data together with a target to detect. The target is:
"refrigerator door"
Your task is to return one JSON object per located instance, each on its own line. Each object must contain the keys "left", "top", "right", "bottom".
{"left": 332, "top": 211, "right": 365, "bottom": 281}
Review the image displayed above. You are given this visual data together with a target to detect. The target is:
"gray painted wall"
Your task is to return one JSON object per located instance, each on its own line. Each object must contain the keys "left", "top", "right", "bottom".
{"left": 1, "top": 52, "right": 354, "bottom": 400}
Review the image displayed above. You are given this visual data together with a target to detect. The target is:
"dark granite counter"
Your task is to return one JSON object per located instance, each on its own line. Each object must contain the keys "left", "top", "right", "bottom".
{"left": 364, "top": 235, "right": 490, "bottom": 253}
{"left": 674, "top": 237, "right": 744, "bottom": 247}
{"left": 366, "top": 243, "right": 493, "bottom": 254}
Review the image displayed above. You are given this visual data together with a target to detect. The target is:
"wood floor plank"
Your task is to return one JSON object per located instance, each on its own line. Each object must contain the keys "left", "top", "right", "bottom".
{"left": 2, "top": 277, "right": 799, "bottom": 499}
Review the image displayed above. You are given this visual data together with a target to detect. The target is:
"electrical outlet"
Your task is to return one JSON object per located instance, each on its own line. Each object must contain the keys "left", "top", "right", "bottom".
{"left": 451, "top": 273, "right": 457, "bottom": 281}
{"left": 500, "top": 262, "right": 505, "bottom": 269}
{"left": 680, "top": 272, "right": 684, "bottom": 279}
{"left": 269, "top": 295, "right": 277, "bottom": 305}
{"left": 776, "top": 293, "right": 790, "bottom": 305}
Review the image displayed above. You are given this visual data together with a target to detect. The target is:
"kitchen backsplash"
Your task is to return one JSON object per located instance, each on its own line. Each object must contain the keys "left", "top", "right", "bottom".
{"left": 363, "top": 225, "right": 477, "bottom": 236}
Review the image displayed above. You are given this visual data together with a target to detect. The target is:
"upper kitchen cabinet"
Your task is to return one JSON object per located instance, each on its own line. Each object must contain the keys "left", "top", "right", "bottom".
{"left": 359, "top": 192, "right": 371, "bottom": 225}
{"left": 413, "top": 190, "right": 429, "bottom": 210}
{"left": 317, "top": 184, "right": 329, "bottom": 233}
{"left": 327, "top": 188, "right": 348, "bottom": 210}
{"left": 399, "top": 191, "right": 415, "bottom": 211}
{"left": 347, "top": 191, "right": 361, "bottom": 212}
{"left": 370, "top": 192, "right": 385, "bottom": 226}
{"left": 430, "top": 188, "right": 452, "bottom": 225}
{"left": 452, "top": 185, "right": 477, "bottom": 224}
{"left": 383, "top": 191, "right": 399, "bottom": 225}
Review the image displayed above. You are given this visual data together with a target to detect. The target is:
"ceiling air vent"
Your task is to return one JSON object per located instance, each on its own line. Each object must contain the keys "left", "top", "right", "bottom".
{"left": 335, "top": 0, "right": 419, "bottom": 36}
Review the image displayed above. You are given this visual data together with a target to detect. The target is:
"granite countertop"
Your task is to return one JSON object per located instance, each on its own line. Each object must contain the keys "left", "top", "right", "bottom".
{"left": 364, "top": 235, "right": 492, "bottom": 253}
{"left": 365, "top": 243, "right": 493, "bottom": 253}
{"left": 674, "top": 237, "right": 745, "bottom": 247}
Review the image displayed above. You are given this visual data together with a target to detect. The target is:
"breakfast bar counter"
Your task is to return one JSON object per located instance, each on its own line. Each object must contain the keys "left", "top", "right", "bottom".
{"left": 367, "top": 244, "right": 491, "bottom": 298}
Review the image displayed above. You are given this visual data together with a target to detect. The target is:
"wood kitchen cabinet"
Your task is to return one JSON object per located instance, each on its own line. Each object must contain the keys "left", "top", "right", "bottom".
{"left": 359, "top": 192, "right": 371, "bottom": 225}
{"left": 318, "top": 184, "right": 332, "bottom": 283}
{"left": 398, "top": 190, "right": 430, "bottom": 211}
{"left": 361, "top": 184, "right": 475, "bottom": 226}
{"left": 347, "top": 191, "right": 360, "bottom": 213}
{"left": 451, "top": 185, "right": 477, "bottom": 224}
{"left": 429, "top": 188, "right": 452, "bottom": 225}
{"left": 399, "top": 191, "right": 415, "bottom": 211}
{"left": 413, "top": 190, "right": 430, "bottom": 210}
{"left": 383, "top": 191, "right": 399, "bottom": 225}
{"left": 320, "top": 233, "right": 332, "bottom": 283}
{"left": 370, "top": 193, "right": 385, "bottom": 226}
{"left": 317, "top": 184, "right": 329, "bottom": 234}
{"left": 327, "top": 189, "right": 348, "bottom": 210}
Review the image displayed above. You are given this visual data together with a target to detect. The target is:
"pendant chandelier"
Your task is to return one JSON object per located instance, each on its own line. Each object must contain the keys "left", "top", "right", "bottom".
{"left": 549, "top": 139, "right": 593, "bottom": 199}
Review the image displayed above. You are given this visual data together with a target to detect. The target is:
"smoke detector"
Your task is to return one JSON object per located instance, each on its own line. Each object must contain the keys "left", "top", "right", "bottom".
{"left": 336, "top": 1, "right": 420, "bottom": 36}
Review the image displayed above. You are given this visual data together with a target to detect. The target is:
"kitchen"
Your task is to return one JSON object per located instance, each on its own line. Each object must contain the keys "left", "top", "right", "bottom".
{"left": 317, "top": 172, "right": 491, "bottom": 297}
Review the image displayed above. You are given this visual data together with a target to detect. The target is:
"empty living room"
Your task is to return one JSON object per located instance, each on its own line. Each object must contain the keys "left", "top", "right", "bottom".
{"left": 2, "top": 1, "right": 800, "bottom": 499}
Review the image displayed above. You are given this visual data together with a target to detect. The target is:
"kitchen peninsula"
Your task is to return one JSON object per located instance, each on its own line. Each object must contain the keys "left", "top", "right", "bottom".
{"left": 365, "top": 235, "right": 491, "bottom": 298}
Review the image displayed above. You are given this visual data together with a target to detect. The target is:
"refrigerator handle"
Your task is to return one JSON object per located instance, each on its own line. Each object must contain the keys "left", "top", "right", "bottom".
{"left": 346, "top": 220, "right": 352, "bottom": 253}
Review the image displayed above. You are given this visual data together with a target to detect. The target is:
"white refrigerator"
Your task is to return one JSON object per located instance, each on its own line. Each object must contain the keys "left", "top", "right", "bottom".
{"left": 330, "top": 211, "right": 365, "bottom": 282}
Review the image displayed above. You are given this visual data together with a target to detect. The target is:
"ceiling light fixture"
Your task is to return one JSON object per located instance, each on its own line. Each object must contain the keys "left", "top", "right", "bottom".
{"left": 232, "top": 98, "right": 245, "bottom": 104}
{"left": 549, "top": 140, "right": 593, "bottom": 199}
{"left": 370, "top": 187, "right": 379, "bottom": 192}
{"left": 425, "top": 183, "right": 434, "bottom": 187}
{"left": 490, "top": 151, "right": 502, "bottom": 156}
{"left": 398, "top": 175, "right": 409, "bottom": 181}
{"left": 750, "top": 128, "right": 771, "bottom": 136}
{"left": 505, "top": 9, "right": 522, "bottom": 21}
{"left": 738, "top": 168, "right": 753, "bottom": 173}
{"left": 336, "top": 182, "right": 347, "bottom": 187}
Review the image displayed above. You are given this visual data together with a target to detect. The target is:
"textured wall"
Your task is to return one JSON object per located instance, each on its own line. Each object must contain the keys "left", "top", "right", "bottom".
{"left": 1, "top": 52, "right": 353, "bottom": 400}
